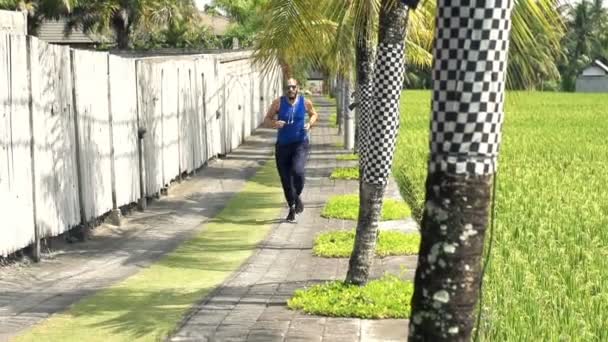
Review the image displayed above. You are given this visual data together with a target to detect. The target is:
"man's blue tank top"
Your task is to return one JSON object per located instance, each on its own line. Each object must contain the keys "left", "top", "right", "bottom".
{"left": 277, "top": 95, "right": 308, "bottom": 145}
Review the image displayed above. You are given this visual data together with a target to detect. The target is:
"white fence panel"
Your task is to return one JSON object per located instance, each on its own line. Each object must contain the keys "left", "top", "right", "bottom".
{"left": 223, "top": 61, "right": 246, "bottom": 152}
{"left": 137, "top": 61, "right": 164, "bottom": 195}
{"left": 109, "top": 55, "right": 140, "bottom": 207}
{"left": 0, "top": 37, "right": 281, "bottom": 255}
{"left": 0, "top": 34, "right": 35, "bottom": 256}
{"left": 0, "top": 10, "right": 27, "bottom": 35}
{"left": 193, "top": 59, "right": 207, "bottom": 166}
{"left": 72, "top": 49, "right": 113, "bottom": 220}
{"left": 159, "top": 61, "right": 179, "bottom": 186}
{"left": 195, "top": 57, "right": 218, "bottom": 160}
{"left": 226, "top": 74, "right": 240, "bottom": 152}
{"left": 211, "top": 59, "right": 223, "bottom": 158}
{"left": 242, "top": 72, "right": 253, "bottom": 140}
{"left": 30, "top": 38, "right": 80, "bottom": 238}
{"left": 178, "top": 61, "right": 201, "bottom": 173}
{"left": 251, "top": 69, "right": 262, "bottom": 131}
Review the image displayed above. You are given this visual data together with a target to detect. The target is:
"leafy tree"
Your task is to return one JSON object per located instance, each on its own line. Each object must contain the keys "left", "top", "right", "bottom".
{"left": 559, "top": 0, "right": 608, "bottom": 91}
{"left": 66, "top": 0, "right": 197, "bottom": 49}
{"left": 206, "top": 0, "right": 268, "bottom": 48}
{"left": 132, "top": 7, "right": 221, "bottom": 49}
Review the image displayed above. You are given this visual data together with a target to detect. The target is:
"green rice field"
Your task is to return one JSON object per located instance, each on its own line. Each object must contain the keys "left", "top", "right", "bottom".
{"left": 393, "top": 90, "right": 608, "bottom": 341}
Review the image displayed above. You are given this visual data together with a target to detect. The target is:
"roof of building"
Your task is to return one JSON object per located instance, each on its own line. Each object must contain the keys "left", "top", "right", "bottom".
{"left": 36, "top": 19, "right": 107, "bottom": 44}
{"left": 36, "top": 13, "right": 232, "bottom": 45}
{"left": 592, "top": 59, "right": 608, "bottom": 73}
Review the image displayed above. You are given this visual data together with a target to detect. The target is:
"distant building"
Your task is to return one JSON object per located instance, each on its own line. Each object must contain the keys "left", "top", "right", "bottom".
{"left": 36, "top": 19, "right": 109, "bottom": 48}
{"left": 576, "top": 59, "right": 608, "bottom": 93}
{"left": 307, "top": 69, "right": 326, "bottom": 95}
{"left": 35, "top": 13, "right": 231, "bottom": 48}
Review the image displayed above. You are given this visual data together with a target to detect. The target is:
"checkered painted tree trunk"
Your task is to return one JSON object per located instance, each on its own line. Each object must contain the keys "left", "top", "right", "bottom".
{"left": 346, "top": 0, "right": 409, "bottom": 286}
{"left": 408, "top": 1, "right": 514, "bottom": 340}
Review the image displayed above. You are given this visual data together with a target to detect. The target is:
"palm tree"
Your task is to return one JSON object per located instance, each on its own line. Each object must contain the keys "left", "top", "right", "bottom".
{"left": 67, "top": 0, "right": 195, "bottom": 49}
{"left": 252, "top": 0, "right": 563, "bottom": 290}
{"left": 345, "top": 0, "right": 411, "bottom": 285}
{"left": 407, "top": 0, "right": 515, "bottom": 339}
{"left": 559, "top": 0, "right": 608, "bottom": 90}
{"left": 506, "top": 0, "right": 564, "bottom": 89}
{"left": 253, "top": 0, "right": 332, "bottom": 81}
{"left": 206, "top": 0, "right": 269, "bottom": 48}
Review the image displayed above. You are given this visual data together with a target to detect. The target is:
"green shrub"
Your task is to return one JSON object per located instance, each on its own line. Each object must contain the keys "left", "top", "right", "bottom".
{"left": 288, "top": 275, "right": 414, "bottom": 319}
{"left": 336, "top": 153, "right": 359, "bottom": 161}
{"left": 321, "top": 194, "right": 411, "bottom": 221}
{"left": 329, "top": 167, "right": 359, "bottom": 180}
{"left": 329, "top": 112, "right": 338, "bottom": 128}
{"left": 313, "top": 230, "right": 420, "bottom": 257}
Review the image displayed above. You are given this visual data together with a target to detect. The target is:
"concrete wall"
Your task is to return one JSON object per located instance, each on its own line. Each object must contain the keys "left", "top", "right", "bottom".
{"left": 581, "top": 65, "right": 607, "bottom": 77}
{"left": 0, "top": 10, "right": 27, "bottom": 35}
{"left": 576, "top": 76, "right": 608, "bottom": 93}
{"left": 0, "top": 28, "right": 282, "bottom": 257}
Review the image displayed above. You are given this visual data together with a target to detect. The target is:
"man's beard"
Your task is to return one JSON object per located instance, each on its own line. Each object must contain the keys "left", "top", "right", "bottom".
{"left": 288, "top": 93, "right": 297, "bottom": 100}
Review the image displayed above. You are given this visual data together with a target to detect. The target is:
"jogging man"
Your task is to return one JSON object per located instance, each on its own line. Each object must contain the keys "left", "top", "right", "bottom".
{"left": 264, "top": 78, "right": 318, "bottom": 223}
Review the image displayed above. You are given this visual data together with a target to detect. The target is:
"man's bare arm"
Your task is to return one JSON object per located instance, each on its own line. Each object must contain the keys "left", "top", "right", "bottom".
{"left": 305, "top": 99, "right": 319, "bottom": 129}
{"left": 264, "top": 99, "right": 281, "bottom": 129}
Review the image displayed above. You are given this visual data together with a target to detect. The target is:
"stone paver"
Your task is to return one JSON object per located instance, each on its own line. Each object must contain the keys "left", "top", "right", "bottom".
{"left": 171, "top": 96, "right": 416, "bottom": 342}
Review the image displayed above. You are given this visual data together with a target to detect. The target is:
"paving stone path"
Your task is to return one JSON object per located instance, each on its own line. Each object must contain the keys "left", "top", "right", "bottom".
{"left": 0, "top": 127, "right": 278, "bottom": 341}
{"left": 171, "top": 97, "right": 417, "bottom": 342}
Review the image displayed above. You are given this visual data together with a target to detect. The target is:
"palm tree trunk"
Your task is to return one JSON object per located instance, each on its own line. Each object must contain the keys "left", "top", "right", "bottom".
{"left": 346, "top": 0, "right": 409, "bottom": 286}
{"left": 408, "top": 1, "right": 514, "bottom": 340}
{"left": 355, "top": 23, "right": 375, "bottom": 161}
{"left": 112, "top": 16, "right": 131, "bottom": 49}
{"left": 340, "top": 76, "right": 353, "bottom": 141}
{"left": 336, "top": 74, "right": 345, "bottom": 134}
{"left": 343, "top": 76, "right": 355, "bottom": 149}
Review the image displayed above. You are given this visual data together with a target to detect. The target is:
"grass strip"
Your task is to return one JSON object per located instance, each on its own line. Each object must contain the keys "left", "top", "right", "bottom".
{"left": 314, "top": 230, "right": 420, "bottom": 258}
{"left": 288, "top": 274, "right": 413, "bottom": 319}
{"left": 394, "top": 90, "right": 608, "bottom": 340}
{"left": 336, "top": 153, "right": 359, "bottom": 161}
{"left": 321, "top": 194, "right": 411, "bottom": 221}
{"left": 329, "top": 167, "right": 359, "bottom": 180}
{"left": 329, "top": 112, "right": 338, "bottom": 128}
{"left": 14, "top": 161, "right": 283, "bottom": 342}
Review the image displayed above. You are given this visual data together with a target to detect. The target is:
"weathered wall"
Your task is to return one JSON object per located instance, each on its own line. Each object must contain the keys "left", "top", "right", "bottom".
{"left": 29, "top": 37, "right": 80, "bottom": 238}
{"left": 0, "top": 10, "right": 27, "bottom": 35}
{"left": 0, "top": 34, "right": 35, "bottom": 256}
{"left": 576, "top": 76, "right": 608, "bottom": 93}
{"left": 72, "top": 49, "right": 114, "bottom": 221}
{"left": 109, "top": 55, "right": 140, "bottom": 207}
{"left": 0, "top": 20, "right": 282, "bottom": 257}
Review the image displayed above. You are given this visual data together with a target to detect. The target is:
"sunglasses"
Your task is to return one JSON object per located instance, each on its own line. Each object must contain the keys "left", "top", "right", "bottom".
{"left": 286, "top": 85, "right": 297, "bottom": 90}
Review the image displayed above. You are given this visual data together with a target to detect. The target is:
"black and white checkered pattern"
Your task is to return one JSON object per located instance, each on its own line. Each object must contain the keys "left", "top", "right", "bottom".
{"left": 429, "top": 0, "right": 514, "bottom": 176}
{"left": 357, "top": 81, "right": 374, "bottom": 170}
{"left": 363, "top": 42, "right": 406, "bottom": 185}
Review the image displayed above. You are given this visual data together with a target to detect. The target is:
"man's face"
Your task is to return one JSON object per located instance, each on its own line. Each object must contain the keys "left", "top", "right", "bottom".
{"left": 286, "top": 82, "right": 298, "bottom": 99}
